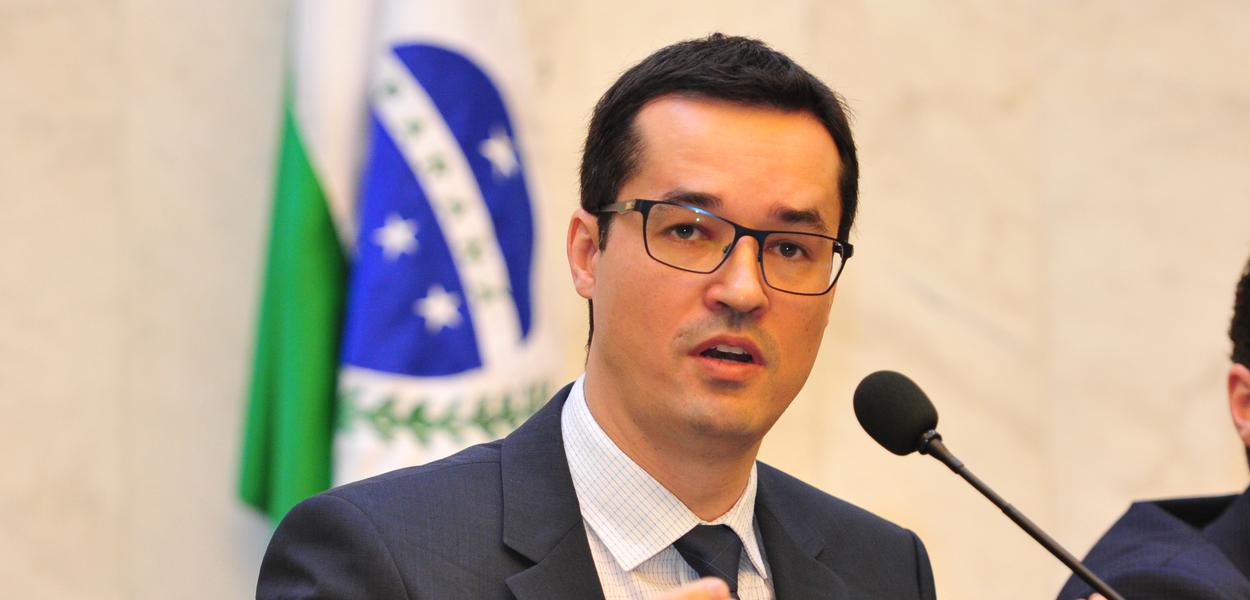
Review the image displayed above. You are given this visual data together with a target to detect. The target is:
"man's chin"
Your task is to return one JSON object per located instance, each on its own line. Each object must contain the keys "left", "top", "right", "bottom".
{"left": 680, "top": 397, "right": 773, "bottom": 442}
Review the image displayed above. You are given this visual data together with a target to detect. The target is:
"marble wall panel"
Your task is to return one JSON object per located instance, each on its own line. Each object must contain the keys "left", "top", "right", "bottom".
{"left": 0, "top": 1, "right": 127, "bottom": 598}
{"left": 1039, "top": 0, "right": 1250, "bottom": 558}
{"left": 116, "top": 1, "right": 285, "bottom": 598}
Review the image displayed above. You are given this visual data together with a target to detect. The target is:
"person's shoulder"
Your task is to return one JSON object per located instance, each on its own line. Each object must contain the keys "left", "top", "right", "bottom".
{"left": 1091, "top": 531, "right": 1250, "bottom": 599}
{"left": 259, "top": 441, "right": 514, "bottom": 599}
{"left": 757, "top": 462, "right": 935, "bottom": 599}
{"left": 302, "top": 439, "right": 506, "bottom": 524}
{"left": 760, "top": 460, "right": 910, "bottom": 530}
{"left": 1081, "top": 495, "right": 1238, "bottom": 566}
{"left": 1058, "top": 561, "right": 1245, "bottom": 600}
{"left": 1056, "top": 495, "right": 1250, "bottom": 600}
{"left": 340, "top": 439, "right": 503, "bottom": 488}
{"left": 757, "top": 461, "right": 917, "bottom": 541}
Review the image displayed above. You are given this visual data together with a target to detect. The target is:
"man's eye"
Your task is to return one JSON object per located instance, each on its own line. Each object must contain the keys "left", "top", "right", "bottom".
{"left": 669, "top": 224, "right": 701, "bottom": 240}
{"left": 773, "top": 241, "right": 809, "bottom": 259}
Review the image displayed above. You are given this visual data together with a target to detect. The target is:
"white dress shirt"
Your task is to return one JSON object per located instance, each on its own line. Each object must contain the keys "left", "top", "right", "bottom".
{"left": 562, "top": 374, "right": 775, "bottom": 599}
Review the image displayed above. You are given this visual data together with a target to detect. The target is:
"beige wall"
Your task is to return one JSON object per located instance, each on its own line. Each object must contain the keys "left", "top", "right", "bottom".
{"left": 3, "top": 0, "right": 1249, "bottom": 597}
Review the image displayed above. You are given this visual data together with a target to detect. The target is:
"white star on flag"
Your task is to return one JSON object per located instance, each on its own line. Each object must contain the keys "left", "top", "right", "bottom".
{"left": 414, "top": 284, "right": 463, "bottom": 333}
{"left": 373, "top": 213, "right": 418, "bottom": 260}
{"left": 478, "top": 125, "right": 518, "bottom": 180}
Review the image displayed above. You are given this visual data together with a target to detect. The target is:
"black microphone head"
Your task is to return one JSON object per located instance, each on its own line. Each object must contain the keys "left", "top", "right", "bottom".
{"left": 854, "top": 370, "right": 939, "bottom": 456}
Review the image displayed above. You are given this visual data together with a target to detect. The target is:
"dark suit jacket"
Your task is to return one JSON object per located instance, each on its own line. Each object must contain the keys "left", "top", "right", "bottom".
{"left": 258, "top": 384, "right": 936, "bottom": 599}
{"left": 1056, "top": 487, "right": 1250, "bottom": 600}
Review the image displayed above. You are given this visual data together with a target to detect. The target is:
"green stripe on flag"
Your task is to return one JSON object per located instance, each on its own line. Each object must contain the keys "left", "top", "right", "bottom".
{"left": 239, "top": 94, "right": 347, "bottom": 523}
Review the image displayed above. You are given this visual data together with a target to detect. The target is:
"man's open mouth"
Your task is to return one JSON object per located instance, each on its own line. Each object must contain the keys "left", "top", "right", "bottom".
{"left": 699, "top": 344, "right": 755, "bottom": 364}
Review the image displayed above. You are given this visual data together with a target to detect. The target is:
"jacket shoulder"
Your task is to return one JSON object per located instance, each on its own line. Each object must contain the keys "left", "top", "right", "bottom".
{"left": 259, "top": 441, "right": 518, "bottom": 599}
{"left": 1057, "top": 556, "right": 1244, "bottom": 600}
{"left": 1056, "top": 496, "right": 1250, "bottom": 600}
{"left": 757, "top": 462, "right": 919, "bottom": 543}
{"left": 757, "top": 462, "right": 935, "bottom": 599}
{"left": 320, "top": 439, "right": 506, "bottom": 517}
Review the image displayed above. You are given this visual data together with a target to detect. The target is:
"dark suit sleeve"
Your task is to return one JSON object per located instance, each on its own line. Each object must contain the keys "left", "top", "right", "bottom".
{"left": 257, "top": 493, "right": 410, "bottom": 600}
{"left": 910, "top": 530, "right": 937, "bottom": 600}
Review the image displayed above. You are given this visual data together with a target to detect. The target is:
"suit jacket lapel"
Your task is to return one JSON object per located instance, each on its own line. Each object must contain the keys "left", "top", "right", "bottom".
{"left": 496, "top": 385, "right": 855, "bottom": 600}
{"left": 500, "top": 384, "right": 606, "bottom": 600}
{"left": 756, "top": 470, "right": 849, "bottom": 600}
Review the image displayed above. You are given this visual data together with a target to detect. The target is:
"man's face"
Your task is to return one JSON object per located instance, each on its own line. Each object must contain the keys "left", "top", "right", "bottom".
{"left": 572, "top": 95, "right": 843, "bottom": 447}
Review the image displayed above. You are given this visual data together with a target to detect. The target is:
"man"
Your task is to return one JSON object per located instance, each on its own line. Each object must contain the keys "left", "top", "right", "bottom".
{"left": 1058, "top": 255, "right": 1250, "bottom": 600}
{"left": 258, "top": 34, "right": 936, "bottom": 600}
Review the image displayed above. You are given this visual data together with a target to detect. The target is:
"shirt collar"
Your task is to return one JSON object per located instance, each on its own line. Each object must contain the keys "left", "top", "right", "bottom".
{"left": 562, "top": 374, "right": 768, "bottom": 576}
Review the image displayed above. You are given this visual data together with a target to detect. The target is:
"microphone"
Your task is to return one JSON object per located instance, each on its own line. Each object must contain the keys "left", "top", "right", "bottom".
{"left": 854, "top": 371, "right": 1125, "bottom": 600}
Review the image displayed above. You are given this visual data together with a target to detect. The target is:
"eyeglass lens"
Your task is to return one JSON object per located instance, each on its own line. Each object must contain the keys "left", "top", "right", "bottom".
{"left": 643, "top": 203, "right": 843, "bottom": 294}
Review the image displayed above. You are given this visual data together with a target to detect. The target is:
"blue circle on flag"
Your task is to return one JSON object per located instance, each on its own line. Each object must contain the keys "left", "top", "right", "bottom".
{"left": 341, "top": 44, "right": 536, "bottom": 377}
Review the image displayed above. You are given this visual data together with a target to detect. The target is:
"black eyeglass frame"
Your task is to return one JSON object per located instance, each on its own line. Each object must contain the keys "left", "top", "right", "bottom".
{"left": 596, "top": 199, "right": 854, "bottom": 296}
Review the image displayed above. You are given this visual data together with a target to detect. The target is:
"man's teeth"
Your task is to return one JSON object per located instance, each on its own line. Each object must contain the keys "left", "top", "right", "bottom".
{"left": 699, "top": 344, "right": 754, "bottom": 363}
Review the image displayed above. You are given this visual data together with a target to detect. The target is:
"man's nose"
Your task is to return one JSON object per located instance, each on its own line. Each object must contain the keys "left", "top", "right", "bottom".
{"left": 705, "top": 237, "right": 769, "bottom": 315}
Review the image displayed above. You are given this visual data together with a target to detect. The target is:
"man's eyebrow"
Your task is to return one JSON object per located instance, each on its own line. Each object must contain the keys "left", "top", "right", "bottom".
{"left": 772, "top": 206, "right": 831, "bottom": 233}
{"left": 659, "top": 190, "right": 722, "bottom": 210}
{"left": 657, "top": 190, "right": 832, "bottom": 233}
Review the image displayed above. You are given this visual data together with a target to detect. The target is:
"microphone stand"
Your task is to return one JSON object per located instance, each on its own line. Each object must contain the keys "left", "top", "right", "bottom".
{"left": 918, "top": 431, "right": 1126, "bottom": 600}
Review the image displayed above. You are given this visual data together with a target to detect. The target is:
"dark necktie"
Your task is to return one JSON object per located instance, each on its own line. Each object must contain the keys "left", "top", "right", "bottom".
{"left": 673, "top": 524, "right": 743, "bottom": 597}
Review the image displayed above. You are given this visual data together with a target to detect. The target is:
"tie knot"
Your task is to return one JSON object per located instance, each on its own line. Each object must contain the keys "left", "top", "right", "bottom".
{"left": 673, "top": 524, "right": 743, "bottom": 595}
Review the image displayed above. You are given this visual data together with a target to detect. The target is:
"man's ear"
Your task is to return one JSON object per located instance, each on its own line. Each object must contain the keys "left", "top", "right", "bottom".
{"left": 567, "top": 209, "right": 600, "bottom": 300}
{"left": 1229, "top": 363, "right": 1250, "bottom": 449}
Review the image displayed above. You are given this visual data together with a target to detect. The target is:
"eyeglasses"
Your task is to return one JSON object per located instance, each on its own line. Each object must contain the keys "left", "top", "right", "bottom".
{"left": 596, "top": 199, "right": 853, "bottom": 295}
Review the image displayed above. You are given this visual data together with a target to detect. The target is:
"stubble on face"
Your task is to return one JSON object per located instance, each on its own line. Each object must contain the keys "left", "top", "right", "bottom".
{"left": 671, "top": 312, "right": 777, "bottom": 391}
{"left": 581, "top": 95, "right": 841, "bottom": 455}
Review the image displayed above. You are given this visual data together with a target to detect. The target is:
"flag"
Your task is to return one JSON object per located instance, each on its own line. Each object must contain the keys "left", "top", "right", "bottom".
{"left": 240, "top": 0, "right": 559, "bottom": 523}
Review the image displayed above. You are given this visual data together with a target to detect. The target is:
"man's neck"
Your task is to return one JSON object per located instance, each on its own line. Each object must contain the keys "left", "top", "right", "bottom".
{"left": 581, "top": 372, "right": 762, "bottom": 521}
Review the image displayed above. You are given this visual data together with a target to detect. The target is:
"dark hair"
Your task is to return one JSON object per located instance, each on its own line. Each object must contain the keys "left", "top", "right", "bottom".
{"left": 1233, "top": 253, "right": 1250, "bottom": 367}
{"left": 578, "top": 34, "right": 859, "bottom": 346}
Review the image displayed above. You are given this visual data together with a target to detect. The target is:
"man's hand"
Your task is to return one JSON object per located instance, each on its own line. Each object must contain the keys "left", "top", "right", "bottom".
{"left": 656, "top": 577, "right": 732, "bottom": 600}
